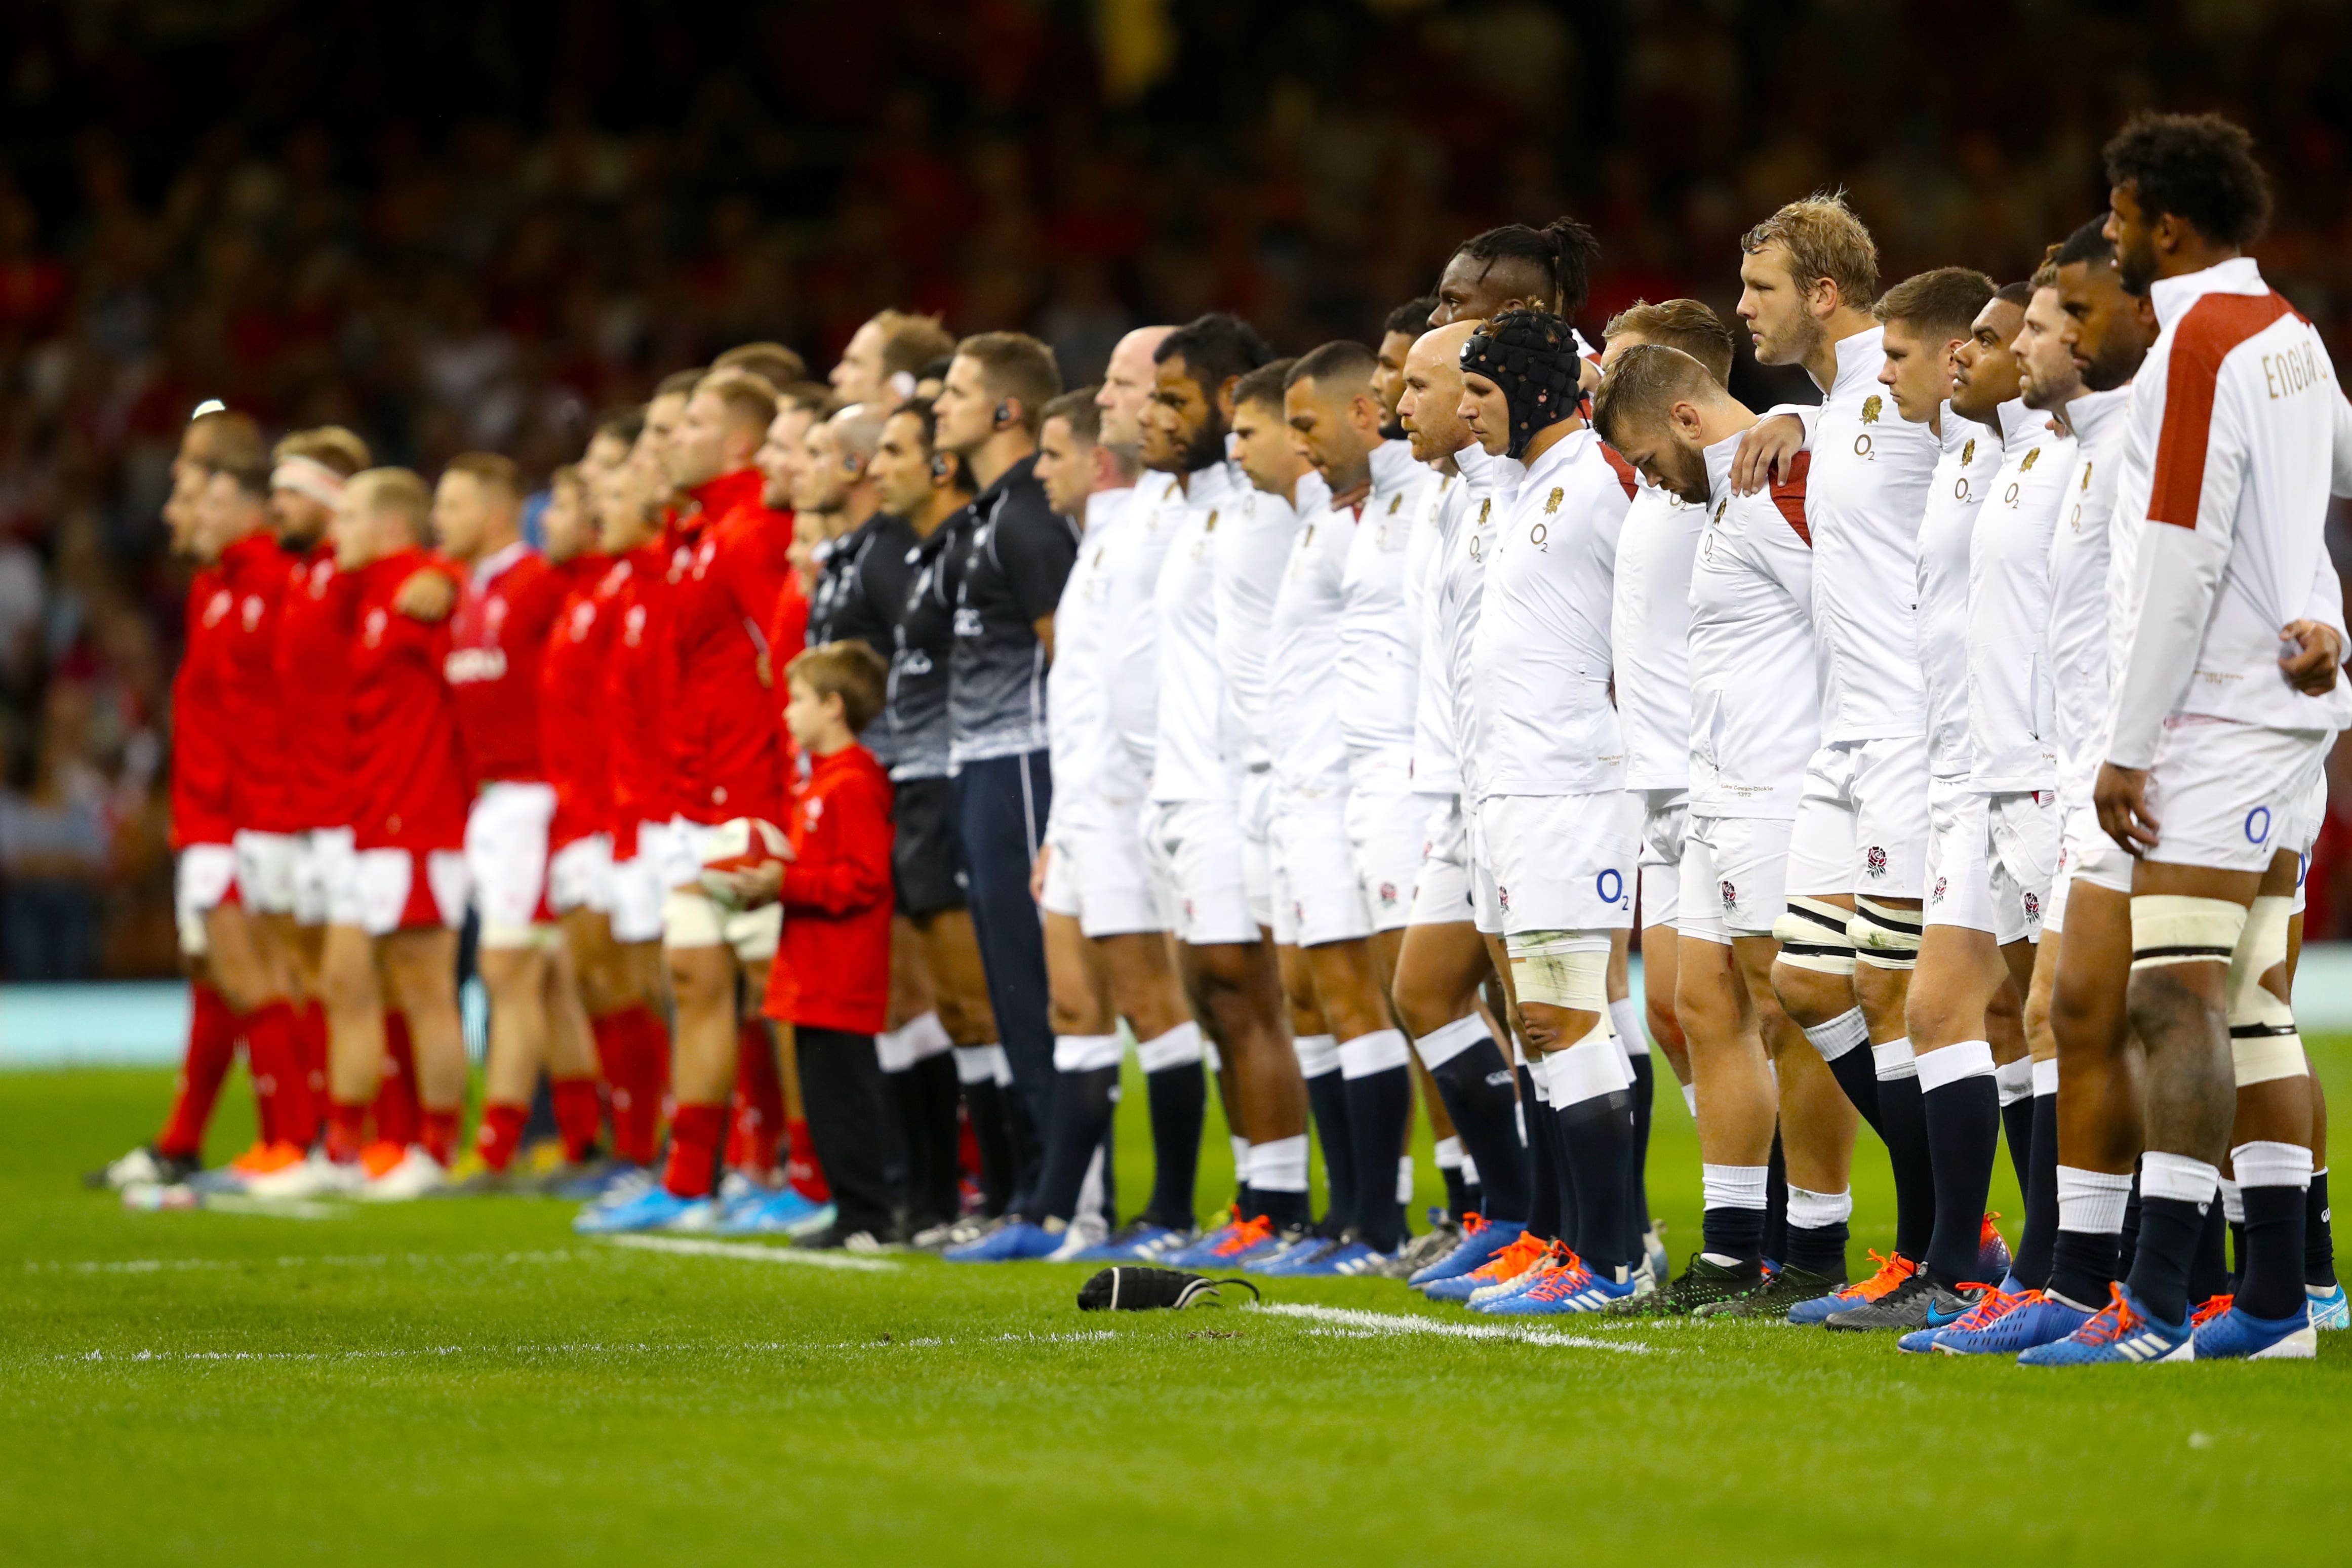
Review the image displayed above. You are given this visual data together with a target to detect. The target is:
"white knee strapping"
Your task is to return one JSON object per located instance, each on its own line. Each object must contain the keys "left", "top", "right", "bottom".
{"left": 1413, "top": 1014, "right": 1488, "bottom": 1071}
{"left": 1785, "top": 1185, "right": 1853, "bottom": 1229}
{"left": 1052, "top": 1032, "right": 1126, "bottom": 1073}
{"left": 1541, "top": 1019, "right": 1632, "bottom": 1107}
{"left": 1849, "top": 897, "right": 1923, "bottom": 971}
{"left": 2227, "top": 895, "right": 2306, "bottom": 1086}
{"left": 2130, "top": 894, "right": 2247, "bottom": 972}
{"left": 1338, "top": 1028, "right": 1412, "bottom": 1079}
{"left": 1774, "top": 896, "right": 1857, "bottom": 974}
{"left": 1134, "top": 1021, "right": 1205, "bottom": 1073}
{"left": 1505, "top": 931, "right": 1612, "bottom": 1011}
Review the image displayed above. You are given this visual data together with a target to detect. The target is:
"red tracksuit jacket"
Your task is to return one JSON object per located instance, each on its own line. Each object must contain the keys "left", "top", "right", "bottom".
{"left": 762, "top": 743, "right": 894, "bottom": 1035}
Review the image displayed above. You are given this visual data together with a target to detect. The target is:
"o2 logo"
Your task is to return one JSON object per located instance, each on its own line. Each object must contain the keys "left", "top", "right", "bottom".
{"left": 2246, "top": 806, "right": 2272, "bottom": 846}
{"left": 1596, "top": 868, "right": 1626, "bottom": 908}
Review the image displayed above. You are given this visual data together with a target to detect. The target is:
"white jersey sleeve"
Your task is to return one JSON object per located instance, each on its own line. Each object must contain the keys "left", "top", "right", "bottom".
{"left": 1691, "top": 435, "right": 1820, "bottom": 818}
{"left": 1337, "top": 440, "right": 1426, "bottom": 785}
{"left": 1610, "top": 475, "right": 1702, "bottom": 791}
{"left": 1148, "top": 462, "right": 1245, "bottom": 803}
{"left": 1406, "top": 467, "right": 1461, "bottom": 796}
{"left": 1214, "top": 480, "right": 1307, "bottom": 771}
{"left": 1966, "top": 419, "right": 2074, "bottom": 793}
{"left": 1267, "top": 486, "right": 1356, "bottom": 797}
{"left": 1914, "top": 404, "right": 2003, "bottom": 780}
{"left": 1044, "top": 491, "right": 1126, "bottom": 839}
{"left": 2045, "top": 385, "right": 2133, "bottom": 798}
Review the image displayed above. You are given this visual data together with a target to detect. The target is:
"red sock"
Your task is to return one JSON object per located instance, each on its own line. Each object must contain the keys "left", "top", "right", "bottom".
{"left": 240, "top": 1002, "right": 298, "bottom": 1148}
{"left": 258, "top": 1002, "right": 319, "bottom": 1148}
{"left": 420, "top": 1107, "right": 460, "bottom": 1167}
{"left": 371, "top": 1013, "right": 420, "bottom": 1147}
{"left": 662, "top": 1102, "right": 724, "bottom": 1198}
{"left": 608, "top": 1006, "right": 668, "bottom": 1165}
{"left": 551, "top": 1076, "right": 602, "bottom": 1162}
{"left": 296, "top": 999, "right": 329, "bottom": 1104}
{"left": 475, "top": 1101, "right": 529, "bottom": 1173}
{"left": 157, "top": 984, "right": 240, "bottom": 1159}
{"left": 730, "top": 1019, "right": 783, "bottom": 1174}
{"left": 784, "top": 1116, "right": 829, "bottom": 1202}
{"left": 326, "top": 1100, "right": 370, "bottom": 1165}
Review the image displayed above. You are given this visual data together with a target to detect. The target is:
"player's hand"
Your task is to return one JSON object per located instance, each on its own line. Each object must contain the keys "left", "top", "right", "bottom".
{"left": 2278, "top": 619, "right": 2343, "bottom": 695}
{"left": 395, "top": 569, "right": 455, "bottom": 622}
{"left": 2093, "top": 761, "right": 2159, "bottom": 856}
{"left": 724, "top": 863, "right": 784, "bottom": 906}
{"left": 1731, "top": 413, "right": 1804, "bottom": 495}
{"left": 1030, "top": 843, "right": 1051, "bottom": 904}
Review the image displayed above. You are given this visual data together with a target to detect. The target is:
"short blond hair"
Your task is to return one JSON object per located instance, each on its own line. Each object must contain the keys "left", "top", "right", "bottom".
{"left": 1591, "top": 344, "right": 1728, "bottom": 449}
{"left": 1603, "top": 299, "right": 1737, "bottom": 386}
{"left": 348, "top": 468, "right": 433, "bottom": 541}
{"left": 695, "top": 368, "right": 780, "bottom": 434}
{"left": 788, "top": 640, "right": 890, "bottom": 734}
{"left": 274, "top": 425, "right": 371, "bottom": 476}
{"left": 1741, "top": 191, "right": 1880, "bottom": 309}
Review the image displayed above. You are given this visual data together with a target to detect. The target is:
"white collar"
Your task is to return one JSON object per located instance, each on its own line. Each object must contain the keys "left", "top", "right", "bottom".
{"left": 2149, "top": 255, "right": 2265, "bottom": 329}
{"left": 471, "top": 539, "right": 528, "bottom": 587}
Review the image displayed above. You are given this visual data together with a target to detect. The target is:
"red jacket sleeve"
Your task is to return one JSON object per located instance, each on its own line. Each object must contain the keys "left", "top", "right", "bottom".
{"left": 780, "top": 772, "right": 893, "bottom": 917}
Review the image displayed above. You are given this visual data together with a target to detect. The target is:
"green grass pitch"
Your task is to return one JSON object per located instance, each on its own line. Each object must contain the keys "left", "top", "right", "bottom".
{"left": 5, "top": 1043, "right": 2349, "bottom": 1566}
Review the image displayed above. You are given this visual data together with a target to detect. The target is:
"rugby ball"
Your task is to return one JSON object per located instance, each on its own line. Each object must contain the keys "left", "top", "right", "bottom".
{"left": 698, "top": 817, "right": 788, "bottom": 910}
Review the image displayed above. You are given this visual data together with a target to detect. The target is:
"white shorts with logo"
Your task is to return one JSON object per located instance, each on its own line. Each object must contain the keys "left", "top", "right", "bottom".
{"left": 292, "top": 827, "right": 357, "bottom": 928}
{"left": 338, "top": 847, "right": 469, "bottom": 938}
{"left": 174, "top": 843, "right": 239, "bottom": 956}
{"left": 1044, "top": 796, "right": 1166, "bottom": 939}
{"left": 1270, "top": 787, "right": 1372, "bottom": 948}
{"left": 1476, "top": 791, "right": 1638, "bottom": 936}
{"left": 2141, "top": 716, "right": 2331, "bottom": 876}
{"left": 232, "top": 830, "right": 299, "bottom": 917}
{"left": 1141, "top": 796, "right": 1259, "bottom": 947}
{"left": 1677, "top": 813, "right": 1795, "bottom": 944}
{"left": 609, "top": 821, "right": 670, "bottom": 945}
{"left": 1635, "top": 787, "right": 1688, "bottom": 930}
{"left": 1925, "top": 784, "right": 2056, "bottom": 944}
{"left": 2287, "top": 771, "right": 2328, "bottom": 917}
{"left": 1239, "top": 765, "right": 1275, "bottom": 932}
{"left": 1407, "top": 794, "right": 1476, "bottom": 928}
{"left": 465, "top": 780, "right": 557, "bottom": 949}
{"left": 1345, "top": 781, "right": 1426, "bottom": 935}
{"left": 549, "top": 832, "right": 615, "bottom": 916}
{"left": 661, "top": 817, "right": 782, "bottom": 961}
{"left": 1786, "top": 734, "right": 1932, "bottom": 899}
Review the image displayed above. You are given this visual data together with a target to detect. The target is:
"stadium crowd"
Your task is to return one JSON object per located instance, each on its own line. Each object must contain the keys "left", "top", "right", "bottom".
{"left": 87, "top": 104, "right": 2352, "bottom": 1364}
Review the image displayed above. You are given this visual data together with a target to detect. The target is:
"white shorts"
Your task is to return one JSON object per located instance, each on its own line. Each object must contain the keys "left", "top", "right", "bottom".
{"left": 549, "top": 832, "right": 615, "bottom": 916}
{"left": 1045, "top": 807, "right": 1167, "bottom": 939}
{"left": 1407, "top": 795, "right": 1476, "bottom": 928}
{"left": 464, "top": 781, "right": 556, "bottom": 948}
{"left": 1636, "top": 788, "right": 1688, "bottom": 930}
{"left": 232, "top": 830, "right": 299, "bottom": 916}
{"left": 1677, "top": 813, "right": 1794, "bottom": 944}
{"left": 175, "top": 843, "right": 238, "bottom": 955}
{"left": 2141, "top": 716, "right": 2331, "bottom": 876}
{"left": 1345, "top": 783, "right": 1426, "bottom": 934}
{"left": 346, "top": 847, "right": 469, "bottom": 937}
{"left": 1923, "top": 779, "right": 1992, "bottom": 933}
{"left": 1141, "top": 796, "right": 1259, "bottom": 947}
{"left": 1475, "top": 791, "right": 1638, "bottom": 936}
{"left": 1927, "top": 787, "right": 2057, "bottom": 944}
{"left": 1467, "top": 805, "right": 1504, "bottom": 935}
{"left": 1270, "top": 791, "right": 1372, "bottom": 948}
{"left": 1240, "top": 765, "right": 1274, "bottom": 932}
{"left": 2287, "top": 772, "right": 2328, "bottom": 917}
{"left": 292, "top": 827, "right": 356, "bottom": 928}
{"left": 662, "top": 887, "right": 783, "bottom": 961}
{"left": 2048, "top": 793, "right": 2131, "bottom": 935}
{"left": 1786, "top": 734, "right": 1932, "bottom": 898}
{"left": 608, "top": 823, "right": 670, "bottom": 946}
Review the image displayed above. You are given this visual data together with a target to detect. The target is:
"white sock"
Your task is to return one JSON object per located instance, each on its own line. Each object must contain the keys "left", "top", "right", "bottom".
{"left": 2055, "top": 1166, "right": 2133, "bottom": 1234}
{"left": 1134, "top": 1021, "right": 1205, "bottom": 1073}
{"left": 1870, "top": 1036, "right": 1918, "bottom": 1081}
{"left": 1785, "top": 1185, "right": 1854, "bottom": 1229}
{"left": 2140, "top": 1151, "right": 2220, "bottom": 1208}
{"left": 1230, "top": 1135, "right": 1252, "bottom": 1185}
{"left": 1433, "top": 1135, "right": 1463, "bottom": 1171}
{"left": 1993, "top": 1055, "right": 2034, "bottom": 1107}
{"left": 1804, "top": 1007, "right": 1869, "bottom": 1061}
{"left": 1413, "top": 1014, "right": 1487, "bottom": 1071}
{"left": 1337, "top": 1027, "right": 1411, "bottom": 1078}
{"left": 2030, "top": 1057, "right": 2058, "bottom": 1097}
{"left": 1396, "top": 1154, "right": 1415, "bottom": 1204}
{"left": 1250, "top": 1135, "right": 1310, "bottom": 1194}
{"left": 1916, "top": 1039, "right": 1995, "bottom": 1093}
{"left": 1293, "top": 1032, "right": 1341, "bottom": 1079}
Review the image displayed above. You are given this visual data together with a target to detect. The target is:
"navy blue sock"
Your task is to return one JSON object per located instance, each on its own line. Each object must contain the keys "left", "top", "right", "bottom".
{"left": 1143, "top": 1063, "right": 1206, "bottom": 1232}
{"left": 2012, "top": 1091, "right": 2060, "bottom": 1291}
{"left": 2240, "top": 1185, "right": 2307, "bottom": 1319}
{"left": 1702, "top": 1203, "right": 1767, "bottom": 1266}
{"left": 2186, "top": 1194, "right": 2230, "bottom": 1307}
{"left": 2125, "top": 1194, "right": 2206, "bottom": 1325}
{"left": 1303, "top": 1069, "right": 1356, "bottom": 1234}
{"left": 1343, "top": 1065, "right": 1413, "bottom": 1252}
{"left": 1032, "top": 1066, "right": 1119, "bottom": 1224}
{"left": 1520, "top": 1065, "right": 1561, "bottom": 1242}
{"left": 2048, "top": 1226, "right": 2120, "bottom": 1311}
{"left": 1430, "top": 1039, "right": 1532, "bottom": 1222}
{"left": 1553, "top": 1092, "right": 1633, "bottom": 1273}
{"left": 1878, "top": 1072, "right": 1936, "bottom": 1260}
{"left": 1627, "top": 1052, "right": 1655, "bottom": 1250}
{"left": 1922, "top": 1071, "right": 2001, "bottom": 1287}
{"left": 2308, "top": 1170, "right": 2336, "bottom": 1288}
{"left": 1763, "top": 1131, "right": 1787, "bottom": 1267}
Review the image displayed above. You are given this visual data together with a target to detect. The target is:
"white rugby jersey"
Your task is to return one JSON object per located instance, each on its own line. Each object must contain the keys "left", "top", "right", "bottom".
{"left": 1215, "top": 472, "right": 1315, "bottom": 773}
{"left": 1801, "top": 326, "right": 1943, "bottom": 742}
{"left": 1150, "top": 460, "right": 1247, "bottom": 803}
{"left": 1407, "top": 464, "right": 1463, "bottom": 796}
{"left": 1967, "top": 413, "right": 2075, "bottom": 793}
{"left": 1436, "top": 445, "right": 1515, "bottom": 799}
{"left": 1267, "top": 481, "right": 1357, "bottom": 798}
{"left": 1913, "top": 403, "right": 2005, "bottom": 780}
{"left": 1106, "top": 471, "right": 1187, "bottom": 784}
{"left": 2046, "top": 384, "right": 2132, "bottom": 798}
{"left": 1467, "top": 427, "right": 1637, "bottom": 799}
{"left": 1610, "top": 471, "right": 1703, "bottom": 791}
{"left": 1338, "top": 440, "right": 1428, "bottom": 786}
{"left": 1044, "top": 486, "right": 1133, "bottom": 839}
{"left": 1692, "top": 435, "right": 1820, "bottom": 818}
{"left": 2108, "top": 257, "right": 2352, "bottom": 768}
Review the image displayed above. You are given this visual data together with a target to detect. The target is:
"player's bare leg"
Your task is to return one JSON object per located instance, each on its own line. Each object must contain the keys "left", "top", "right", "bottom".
{"left": 1396, "top": 920, "right": 1530, "bottom": 1231}
{"left": 1179, "top": 936, "right": 1308, "bottom": 1231}
{"left": 914, "top": 907, "right": 1018, "bottom": 1220}
{"left": 1095, "top": 929, "right": 1207, "bottom": 1239}
{"left": 473, "top": 941, "right": 552, "bottom": 1179}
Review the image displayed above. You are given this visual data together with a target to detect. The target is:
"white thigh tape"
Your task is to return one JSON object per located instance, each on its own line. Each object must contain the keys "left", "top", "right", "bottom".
{"left": 2130, "top": 895, "right": 2246, "bottom": 972}
{"left": 1849, "top": 897, "right": 1922, "bottom": 971}
{"left": 1773, "top": 896, "right": 1856, "bottom": 975}
{"left": 1505, "top": 931, "right": 1612, "bottom": 1011}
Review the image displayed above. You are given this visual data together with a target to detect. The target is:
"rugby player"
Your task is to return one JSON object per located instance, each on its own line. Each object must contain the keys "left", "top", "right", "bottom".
{"left": 830, "top": 310, "right": 958, "bottom": 417}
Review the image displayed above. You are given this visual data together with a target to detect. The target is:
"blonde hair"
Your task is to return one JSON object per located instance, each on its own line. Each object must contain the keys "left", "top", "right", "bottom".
{"left": 1603, "top": 300, "right": 1737, "bottom": 387}
{"left": 1741, "top": 191, "right": 1880, "bottom": 308}
{"left": 347, "top": 468, "right": 433, "bottom": 542}
{"left": 274, "top": 425, "right": 371, "bottom": 476}
{"left": 695, "top": 368, "right": 780, "bottom": 434}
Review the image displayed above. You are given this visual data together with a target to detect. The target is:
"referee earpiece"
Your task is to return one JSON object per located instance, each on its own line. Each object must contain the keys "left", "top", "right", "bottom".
{"left": 930, "top": 452, "right": 952, "bottom": 479}
{"left": 994, "top": 399, "right": 1013, "bottom": 427}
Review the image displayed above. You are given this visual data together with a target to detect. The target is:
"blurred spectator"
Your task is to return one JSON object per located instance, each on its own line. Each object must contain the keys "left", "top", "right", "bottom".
{"left": 0, "top": 0, "right": 2348, "bottom": 969}
{"left": 0, "top": 686, "right": 112, "bottom": 978}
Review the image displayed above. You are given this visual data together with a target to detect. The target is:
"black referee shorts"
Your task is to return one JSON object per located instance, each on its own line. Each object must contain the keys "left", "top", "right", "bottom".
{"left": 892, "top": 775, "right": 970, "bottom": 917}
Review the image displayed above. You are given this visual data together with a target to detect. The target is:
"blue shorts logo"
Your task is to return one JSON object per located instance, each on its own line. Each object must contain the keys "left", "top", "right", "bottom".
{"left": 2246, "top": 806, "right": 2271, "bottom": 846}
{"left": 1597, "top": 868, "right": 1625, "bottom": 906}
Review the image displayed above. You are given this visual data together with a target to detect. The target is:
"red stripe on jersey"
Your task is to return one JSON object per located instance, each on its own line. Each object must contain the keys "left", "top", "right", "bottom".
{"left": 1770, "top": 451, "right": 1813, "bottom": 545}
{"left": 1599, "top": 443, "right": 1640, "bottom": 501}
{"left": 2147, "top": 291, "right": 2292, "bottom": 528}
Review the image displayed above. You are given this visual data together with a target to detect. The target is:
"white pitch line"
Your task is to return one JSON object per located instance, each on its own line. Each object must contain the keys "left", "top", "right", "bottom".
{"left": 24, "top": 1249, "right": 595, "bottom": 1275}
{"left": 601, "top": 1234, "right": 898, "bottom": 1272}
{"left": 1252, "top": 1301, "right": 1663, "bottom": 1354}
